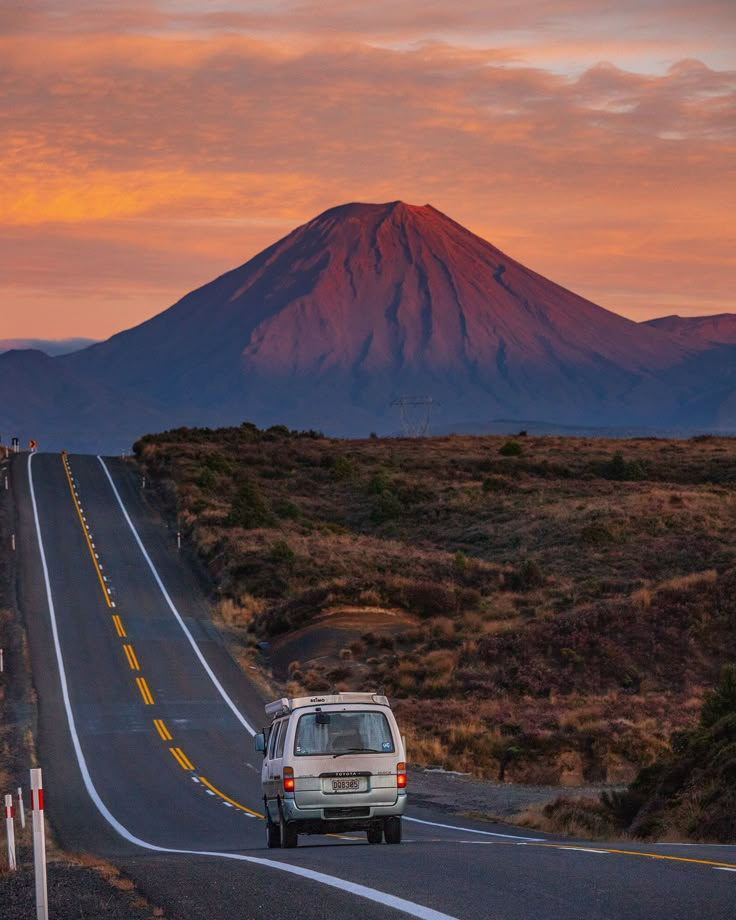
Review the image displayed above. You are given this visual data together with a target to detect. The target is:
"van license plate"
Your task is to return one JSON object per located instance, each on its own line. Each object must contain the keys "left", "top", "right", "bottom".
{"left": 331, "top": 779, "right": 362, "bottom": 793}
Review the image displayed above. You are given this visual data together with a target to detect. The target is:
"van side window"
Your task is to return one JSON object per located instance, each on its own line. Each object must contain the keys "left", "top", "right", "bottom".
{"left": 275, "top": 721, "right": 287, "bottom": 758}
{"left": 267, "top": 721, "right": 281, "bottom": 759}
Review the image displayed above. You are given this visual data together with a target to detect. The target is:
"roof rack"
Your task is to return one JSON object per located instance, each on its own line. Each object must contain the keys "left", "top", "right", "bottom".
{"left": 264, "top": 691, "right": 390, "bottom": 719}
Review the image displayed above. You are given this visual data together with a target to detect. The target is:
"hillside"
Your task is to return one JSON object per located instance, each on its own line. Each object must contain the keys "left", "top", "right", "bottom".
{"left": 134, "top": 424, "right": 736, "bottom": 786}
{"left": 0, "top": 349, "right": 165, "bottom": 454}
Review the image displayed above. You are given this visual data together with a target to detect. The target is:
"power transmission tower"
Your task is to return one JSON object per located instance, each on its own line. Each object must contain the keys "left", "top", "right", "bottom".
{"left": 390, "top": 396, "right": 438, "bottom": 437}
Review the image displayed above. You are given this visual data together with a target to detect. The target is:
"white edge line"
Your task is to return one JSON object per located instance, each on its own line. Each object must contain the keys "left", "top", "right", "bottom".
{"left": 29, "top": 454, "right": 459, "bottom": 920}
{"left": 97, "top": 456, "right": 256, "bottom": 737}
{"left": 555, "top": 847, "right": 607, "bottom": 854}
{"left": 713, "top": 867, "right": 736, "bottom": 873}
{"left": 404, "top": 816, "right": 544, "bottom": 842}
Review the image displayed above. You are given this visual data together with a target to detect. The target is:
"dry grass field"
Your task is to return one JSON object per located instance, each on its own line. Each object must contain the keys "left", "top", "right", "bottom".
{"left": 134, "top": 425, "right": 736, "bottom": 788}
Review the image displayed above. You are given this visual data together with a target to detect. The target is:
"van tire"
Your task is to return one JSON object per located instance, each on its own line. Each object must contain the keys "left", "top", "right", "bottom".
{"left": 384, "top": 816, "right": 402, "bottom": 844}
{"left": 280, "top": 818, "right": 298, "bottom": 848}
{"left": 266, "top": 819, "right": 281, "bottom": 849}
{"left": 367, "top": 824, "right": 383, "bottom": 844}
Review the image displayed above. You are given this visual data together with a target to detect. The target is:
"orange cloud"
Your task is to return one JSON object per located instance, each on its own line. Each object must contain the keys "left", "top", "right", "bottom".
{"left": 0, "top": 6, "right": 733, "bottom": 338}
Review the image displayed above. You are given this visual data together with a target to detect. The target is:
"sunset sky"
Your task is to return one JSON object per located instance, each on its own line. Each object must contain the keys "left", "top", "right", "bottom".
{"left": 2, "top": 1, "right": 734, "bottom": 340}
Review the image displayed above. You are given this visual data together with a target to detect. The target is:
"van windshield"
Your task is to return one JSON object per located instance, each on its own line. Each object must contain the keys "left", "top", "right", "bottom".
{"left": 294, "top": 710, "right": 395, "bottom": 757}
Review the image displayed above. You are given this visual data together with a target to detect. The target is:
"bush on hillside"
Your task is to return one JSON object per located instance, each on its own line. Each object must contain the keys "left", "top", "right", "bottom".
{"left": 602, "top": 664, "right": 736, "bottom": 841}
{"left": 601, "top": 453, "right": 645, "bottom": 481}
{"left": 227, "top": 478, "right": 273, "bottom": 528}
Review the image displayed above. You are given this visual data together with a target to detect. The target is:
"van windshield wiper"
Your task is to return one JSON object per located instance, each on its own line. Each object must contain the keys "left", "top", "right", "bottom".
{"left": 332, "top": 748, "right": 380, "bottom": 758}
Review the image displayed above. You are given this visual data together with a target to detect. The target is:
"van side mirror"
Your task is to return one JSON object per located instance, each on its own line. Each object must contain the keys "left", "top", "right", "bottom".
{"left": 255, "top": 732, "right": 266, "bottom": 754}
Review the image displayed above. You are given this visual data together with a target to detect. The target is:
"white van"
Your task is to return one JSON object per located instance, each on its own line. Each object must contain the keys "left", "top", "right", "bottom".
{"left": 255, "top": 691, "right": 407, "bottom": 848}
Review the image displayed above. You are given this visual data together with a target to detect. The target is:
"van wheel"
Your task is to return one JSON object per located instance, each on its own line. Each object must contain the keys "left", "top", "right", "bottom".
{"left": 384, "top": 817, "right": 402, "bottom": 844}
{"left": 266, "top": 819, "right": 281, "bottom": 849}
{"left": 367, "top": 824, "right": 383, "bottom": 845}
{"left": 280, "top": 818, "right": 298, "bottom": 848}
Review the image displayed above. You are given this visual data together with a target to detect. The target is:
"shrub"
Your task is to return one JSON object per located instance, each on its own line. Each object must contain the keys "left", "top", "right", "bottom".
{"left": 226, "top": 478, "right": 273, "bottom": 528}
{"left": 399, "top": 582, "right": 459, "bottom": 617}
{"left": 508, "top": 559, "right": 545, "bottom": 591}
{"left": 601, "top": 453, "right": 645, "bottom": 481}
{"left": 196, "top": 468, "right": 217, "bottom": 490}
{"left": 269, "top": 540, "right": 295, "bottom": 563}
{"left": 332, "top": 455, "right": 355, "bottom": 481}
{"left": 701, "top": 664, "right": 736, "bottom": 728}
{"left": 499, "top": 441, "right": 523, "bottom": 457}
{"left": 368, "top": 469, "right": 392, "bottom": 494}
{"left": 274, "top": 499, "right": 300, "bottom": 520}
{"left": 370, "top": 491, "right": 403, "bottom": 523}
{"left": 580, "top": 522, "right": 616, "bottom": 545}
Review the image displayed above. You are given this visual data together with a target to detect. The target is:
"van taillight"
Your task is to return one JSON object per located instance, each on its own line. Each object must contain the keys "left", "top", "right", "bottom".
{"left": 283, "top": 767, "right": 295, "bottom": 792}
{"left": 397, "top": 762, "right": 407, "bottom": 788}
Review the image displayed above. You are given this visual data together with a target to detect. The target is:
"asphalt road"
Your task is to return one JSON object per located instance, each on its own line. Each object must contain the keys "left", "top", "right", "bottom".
{"left": 12, "top": 451, "right": 736, "bottom": 919}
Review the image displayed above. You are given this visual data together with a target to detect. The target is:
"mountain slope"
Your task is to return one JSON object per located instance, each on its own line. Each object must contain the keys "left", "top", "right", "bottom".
{"left": 66, "top": 201, "right": 698, "bottom": 435}
{"left": 644, "top": 314, "right": 736, "bottom": 347}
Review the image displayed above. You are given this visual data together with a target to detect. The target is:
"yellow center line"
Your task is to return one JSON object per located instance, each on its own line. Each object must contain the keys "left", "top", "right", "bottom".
{"left": 112, "top": 614, "right": 126, "bottom": 637}
{"left": 466, "top": 838, "right": 736, "bottom": 871}
{"left": 170, "top": 748, "right": 187, "bottom": 769}
{"left": 170, "top": 747, "right": 195, "bottom": 771}
{"left": 61, "top": 456, "right": 112, "bottom": 608}
{"left": 153, "top": 719, "right": 173, "bottom": 741}
{"left": 535, "top": 842, "right": 736, "bottom": 871}
{"left": 135, "top": 676, "right": 155, "bottom": 705}
{"left": 197, "top": 776, "right": 264, "bottom": 818}
{"left": 122, "top": 644, "right": 140, "bottom": 671}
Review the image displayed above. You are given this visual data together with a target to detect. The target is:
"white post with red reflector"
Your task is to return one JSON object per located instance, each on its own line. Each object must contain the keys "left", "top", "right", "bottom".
{"left": 30, "top": 768, "right": 48, "bottom": 920}
{"left": 18, "top": 787, "right": 25, "bottom": 829}
{"left": 5, "top": 793, "right": 16, "bottom": 871}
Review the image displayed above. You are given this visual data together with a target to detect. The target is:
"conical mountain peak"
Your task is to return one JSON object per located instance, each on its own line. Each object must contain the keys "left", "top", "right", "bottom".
{"left": 62, "top": 200, "right": 731, "bottom": 440}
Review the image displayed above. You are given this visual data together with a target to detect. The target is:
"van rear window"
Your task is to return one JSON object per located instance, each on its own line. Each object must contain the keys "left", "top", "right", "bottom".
{"left": 294, "top": 711, "right": 395, "bottom": 756}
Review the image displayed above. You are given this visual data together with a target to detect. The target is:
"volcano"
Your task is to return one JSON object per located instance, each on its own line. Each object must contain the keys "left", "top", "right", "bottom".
{"left": 62, "top": 200, "right": 718, "bottom": 439}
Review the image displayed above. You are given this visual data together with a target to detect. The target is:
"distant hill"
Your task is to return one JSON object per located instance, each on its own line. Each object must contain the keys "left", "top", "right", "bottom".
{"left": 2, "top": 202, "right": 735, "bottom": 451}
{"left": 0, "top": 349, "right": 165, "bottom": 454}
{"left": 0, "top": 337, "right": 97, "bottom": 356}
{"left": 643, "top": 314, "right": 736, "bottom": 346}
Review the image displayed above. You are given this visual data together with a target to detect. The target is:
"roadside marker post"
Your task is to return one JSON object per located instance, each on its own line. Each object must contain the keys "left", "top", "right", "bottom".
{"left": 10, "top": 533, "right": 15, "bottom": 551}
{"left": 0, "top": 648, "right": 3, "bottom": 673}
{"left": 17, "top": 787, "right": 25, "bottom": 829}
{"left": 30, "top": 768, "right": 48, "bottom": 920}
{"left": 5, "top": 794, "right": 16, "bottom": 871}
{"left": 177, "top": 531, "right": 181, "bottom": 551}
